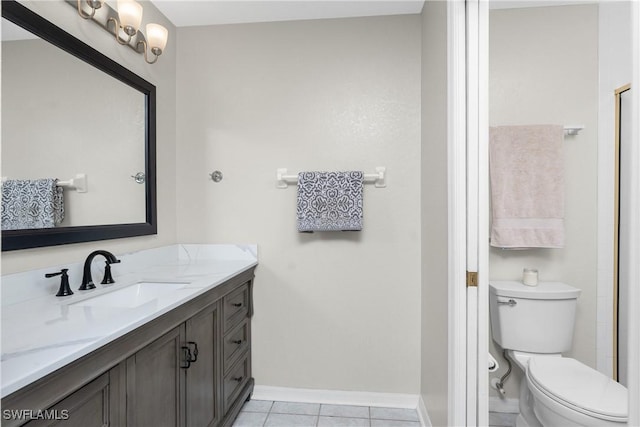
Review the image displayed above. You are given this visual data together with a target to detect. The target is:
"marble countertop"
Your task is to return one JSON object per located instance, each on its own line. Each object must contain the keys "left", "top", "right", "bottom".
{"left": 1, "top": 244, "right": 257, "bottom": 398}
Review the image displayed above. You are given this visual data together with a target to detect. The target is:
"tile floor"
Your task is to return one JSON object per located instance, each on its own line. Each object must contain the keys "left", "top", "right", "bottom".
{"left": 488, "top": 411, "right": 517, "bottom": 427}
{"left": 233, "top": 400, "right": 421, "bottom": 427}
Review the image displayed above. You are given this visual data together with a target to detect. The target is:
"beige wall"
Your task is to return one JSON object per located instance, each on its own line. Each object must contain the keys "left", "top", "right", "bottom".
{"left": 176, "top": 15, "right": 423, "bottom": 393}
{"left": 488, "top": 5, "right": 599, "bottom": 399}
{"left": 420, "top": 1, "right": 449, "bottom": 425}
{"left": 1, "top": 0, "right": 177, "bottom": 273}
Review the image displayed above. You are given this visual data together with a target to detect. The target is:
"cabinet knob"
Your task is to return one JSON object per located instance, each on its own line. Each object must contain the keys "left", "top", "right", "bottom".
{"left": 232, "top": 302, "right": 243, "bottom": 308}
{"left": 232, "top": 376, "right": 243, "bottom": 382}
{"left": 231, "top": 339, "right": 243, "bottom": 345}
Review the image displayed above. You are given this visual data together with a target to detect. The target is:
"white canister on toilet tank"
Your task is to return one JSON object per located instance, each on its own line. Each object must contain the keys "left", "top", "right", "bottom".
{"left": 522, "top": 268, "right": 539, "bottom": 286}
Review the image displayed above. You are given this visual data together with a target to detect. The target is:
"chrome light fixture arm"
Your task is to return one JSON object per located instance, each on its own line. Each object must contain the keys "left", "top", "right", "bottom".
{"left": 107, "top": 17, "right": 134, "bottom": 46}
{"left": 77, "top": 0, "right": 103, "bottom": 19}
{"left": 137, "top": 39, "right": 160, "bottom": 65}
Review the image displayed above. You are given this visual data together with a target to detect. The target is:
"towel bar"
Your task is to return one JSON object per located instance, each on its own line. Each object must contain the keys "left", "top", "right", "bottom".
{"left": 276, "top": 167, "right": 386, "bottom": 189}
{"left": 1, "top": 174, "right": 88, "bottom": 193}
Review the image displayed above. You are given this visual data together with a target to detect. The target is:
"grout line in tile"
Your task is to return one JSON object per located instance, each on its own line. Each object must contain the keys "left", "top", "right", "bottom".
{"left": 243, "top": 401, "right": 421, "bottom": 426}
{"left": 318, "top": 405, "right": 373, "bottom": 420}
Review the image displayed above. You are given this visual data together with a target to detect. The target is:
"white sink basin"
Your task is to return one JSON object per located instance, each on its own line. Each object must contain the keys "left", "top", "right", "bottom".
{"left": 70, "top": 282, "right": 189, "bottom": 309}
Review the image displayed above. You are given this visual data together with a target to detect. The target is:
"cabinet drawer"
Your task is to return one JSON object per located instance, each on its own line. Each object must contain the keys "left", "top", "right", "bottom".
{"left": 223, "top": 318, "right": 249, "bottom": 373}
{"left": 223, "top": 354, "right": 249, "bottom": 412}
{"left": 222, "top": 283, "right": 249, "bottom": 332}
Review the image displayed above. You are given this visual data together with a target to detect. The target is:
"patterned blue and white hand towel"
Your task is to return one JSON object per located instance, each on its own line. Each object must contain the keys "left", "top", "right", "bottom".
{"left": 297, "top": 171, "right": 363, "bottom": 232}
{"left": 1, "top": 179, "right": 65, "bottom": 230}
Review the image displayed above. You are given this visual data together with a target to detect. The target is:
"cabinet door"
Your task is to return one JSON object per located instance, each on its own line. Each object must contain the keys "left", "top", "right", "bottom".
{"left": 24, "top": 372, "right": 114, "bottom": 427}
{"left": 126, "top": 325, "right": 186, "bottom": 427}
{"left": 185, "top": 302, "right": 220, "bottom": 427}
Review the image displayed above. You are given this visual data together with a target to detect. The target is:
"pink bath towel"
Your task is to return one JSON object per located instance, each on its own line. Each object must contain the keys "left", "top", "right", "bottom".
{"left": 489, "top": 125, "right": 565, "bottom": 248}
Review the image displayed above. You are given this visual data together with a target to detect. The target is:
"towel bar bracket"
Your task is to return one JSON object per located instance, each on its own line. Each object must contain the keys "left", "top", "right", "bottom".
{"left": 276, "top": 167, "right": 386, "bottom": 189}
{"left": 276, "top": 168, "right": 289, "bottom": 189}
{"left": 57, "top": 173, "right": 88, "bottom": 193}
{"left": 373, "top": 167, "right": 386, "bottom": 188}
{"left": 563, "top": 125, "right": 584, "bottom": 136}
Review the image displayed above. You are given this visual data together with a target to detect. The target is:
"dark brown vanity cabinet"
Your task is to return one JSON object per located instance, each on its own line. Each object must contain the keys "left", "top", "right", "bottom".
{"left": 2, "top": 269, "right": 255, "bottom": 427}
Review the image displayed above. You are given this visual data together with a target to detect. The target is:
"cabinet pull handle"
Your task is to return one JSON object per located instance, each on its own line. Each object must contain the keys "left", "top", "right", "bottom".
{"left": 231, "top": 339, "right": 243, "bottom": 345}
{"left": 181, "top": 342, "right": 199, "bottom": 369}
{"left": 232, "top": 376, "right": 243, "bottom": 382}
{"left": 181, "top": 346, "right": 192, "bottom": 369}
{"left": 232, "top": 302, "right": 243, "bottom": 307}
{"left": 188, "top": 341, "right": 199, "bottom": 363}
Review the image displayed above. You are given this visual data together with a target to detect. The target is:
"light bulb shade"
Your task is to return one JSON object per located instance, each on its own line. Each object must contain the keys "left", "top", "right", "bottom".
{"left": 146, "top": 23, "right": 168, "bottom": 52}
{"left": 117, "top": 0, "right": 143, "bottom": 32}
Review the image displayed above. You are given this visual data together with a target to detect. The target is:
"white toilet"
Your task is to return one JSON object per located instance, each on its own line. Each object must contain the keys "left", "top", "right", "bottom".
{"left": 489, "top": 281, "right": 628, "bottom": 427}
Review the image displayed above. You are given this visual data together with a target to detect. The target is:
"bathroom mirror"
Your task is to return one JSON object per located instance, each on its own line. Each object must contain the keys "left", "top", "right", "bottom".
{"left": 1, "top": 1, "right": 156, "bottom": 251}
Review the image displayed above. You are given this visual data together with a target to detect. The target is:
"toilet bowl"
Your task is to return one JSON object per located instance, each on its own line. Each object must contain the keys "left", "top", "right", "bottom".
{"left": 490, "top": 281, "right": 629, "bottom": 426}
{"left": 525, "top": 355, "right": 627, "bottom": 426}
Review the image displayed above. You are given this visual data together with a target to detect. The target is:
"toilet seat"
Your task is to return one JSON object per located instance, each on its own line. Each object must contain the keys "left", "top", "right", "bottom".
{"left": 527, "top": 357, "right": 627, "bottom": 423}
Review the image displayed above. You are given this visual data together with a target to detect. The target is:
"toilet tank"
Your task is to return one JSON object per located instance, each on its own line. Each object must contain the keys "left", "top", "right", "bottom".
{"left": 489, "top": 281, "right": 581, "bottom": 353}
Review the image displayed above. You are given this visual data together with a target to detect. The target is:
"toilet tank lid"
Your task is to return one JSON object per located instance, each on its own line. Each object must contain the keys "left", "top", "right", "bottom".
{"left": 489, "top": 281, "right": 581, "bottom": 299}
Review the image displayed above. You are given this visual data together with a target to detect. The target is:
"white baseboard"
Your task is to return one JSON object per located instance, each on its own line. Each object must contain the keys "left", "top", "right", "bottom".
{"left": 252, "top": 385, "right": 420, "bottom": 410}
{"left": 489, "top": 396, "right": 519, "bottom": 414}
{"left": 417, "top": 395, "right": 432, "bottom": 427}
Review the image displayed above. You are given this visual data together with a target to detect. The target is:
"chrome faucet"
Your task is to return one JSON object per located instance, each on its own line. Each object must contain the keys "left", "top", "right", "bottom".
{"left": 79, "top": 250, "right": 121, "bottom": 290}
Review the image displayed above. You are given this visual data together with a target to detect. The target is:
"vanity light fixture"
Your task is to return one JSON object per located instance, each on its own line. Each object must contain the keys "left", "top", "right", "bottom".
{"left": 139, "top": 22, "right": 168, "bottom": 64}
{"left": 109, "top": 0, "right": 143, "bottom": 45}
{"left": 75, "top": 0, "right": 168, "bottom": 64}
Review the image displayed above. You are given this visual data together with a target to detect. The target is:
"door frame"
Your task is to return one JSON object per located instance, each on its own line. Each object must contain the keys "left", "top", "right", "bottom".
{"left": 447, "top": 1, "right": 490, "bottom": 425}
{"left": 462, "top": 2, "right": 640, "bottom": 425}
{"left": 462, "top": 0, "right": 489, "bottom": 425}
{"left": 626, "top": 2, "right": 640, "bottom": 423}
{"left": 468, "top": 1, "right": 490, "bottom": 425}
{"left": 447, "top": 1, "right": 470, "bottom": 424}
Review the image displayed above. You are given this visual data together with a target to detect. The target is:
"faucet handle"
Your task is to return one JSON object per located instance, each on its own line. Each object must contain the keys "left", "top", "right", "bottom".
{"left": 101, "top": 261, "right": 117, "bottom": 284}
{"left": 46, "top": 269, "right": 74, "bottom": 297}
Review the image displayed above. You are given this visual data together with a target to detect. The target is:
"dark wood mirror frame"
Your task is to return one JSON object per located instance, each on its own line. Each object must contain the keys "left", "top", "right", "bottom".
{"left": 1, "top": 0, "right": 157, "bottom": 251}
